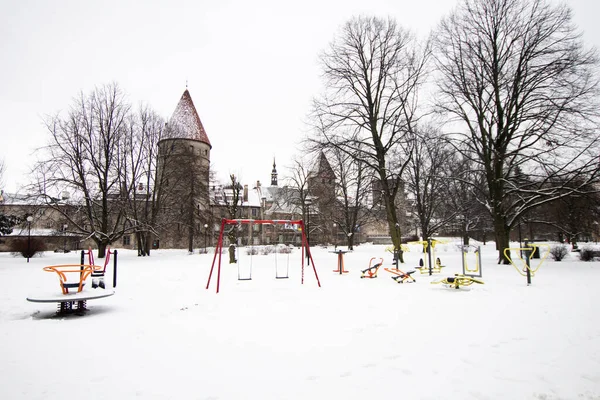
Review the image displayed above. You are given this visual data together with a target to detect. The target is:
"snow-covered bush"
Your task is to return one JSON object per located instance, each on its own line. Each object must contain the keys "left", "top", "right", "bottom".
{"left": 579, "top": 246, "right": 600, "bottom": 262}
{"left": 549, "top": 244, "right": 568, "bottom": 261}
{"left": 10, "top": 238, "right": 46, "bottom": 259}
{"left": 277, "top": 244, "right": 292, "bottom": 254}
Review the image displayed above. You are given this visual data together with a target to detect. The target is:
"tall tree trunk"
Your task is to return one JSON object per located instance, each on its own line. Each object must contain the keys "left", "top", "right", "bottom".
{"left": 97, "top": 241, "right": 108, "bottom": 259}
{"left": 494, "top": 217, "right": 510, "bottom": 264}
{"left": 143, "top": 232, "right": 152, "bottom": 256}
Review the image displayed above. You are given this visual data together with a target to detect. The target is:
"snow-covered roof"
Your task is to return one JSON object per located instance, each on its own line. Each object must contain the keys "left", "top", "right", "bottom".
{"left": 209, "top": 184, "right": 261, "bottom": 208}
{"left": 167, "top": 89, "right": 211, "bottom": 148}
{"left": 0, "top": 191, "right": 44, "bottom": 206}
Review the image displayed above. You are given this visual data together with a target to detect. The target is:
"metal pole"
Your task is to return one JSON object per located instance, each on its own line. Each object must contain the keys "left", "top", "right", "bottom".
{"left": 306, "top": 205, "right": 310, "bottom": 266}
{"left": 428, "top": 238, "right": 433, "bottom": 276}
{"left": 27, "top": 220, "right": 31, "bottom": 263}
{"left": 113, "top": 249, "right": 118, "bottom": 288}
{"left": 395, "top": 223, "right": 402, "bottom": 265}
{"left": 524, "top": 239, "right": 531, "bottom": 286}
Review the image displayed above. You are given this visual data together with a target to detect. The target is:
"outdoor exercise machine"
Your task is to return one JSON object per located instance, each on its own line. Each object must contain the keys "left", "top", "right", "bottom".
{"left": 431, "top": 274, "right": 484, "bottom": 289}
{"left": 206, "top": 219, "right": 321, "bottom": 293}
{"left": 360, "top": 257, "right": 383, "bottom": 278}
{"left": 461, "top": 244, "right": 482, "bottom": 278}
{"left": 387, "top": 244, "right": 409, "bottom": 266}
{"left": 503, "top": 240, "right": 550, "bottom": 286}
{"left": 384, "top": 267, "right": 416, "bottom": 283}
{"left": 332, "top": 249, "right": 350, "bottom": 274}
{"left": 410, "top": 239, "right": 446, "bottom": 275}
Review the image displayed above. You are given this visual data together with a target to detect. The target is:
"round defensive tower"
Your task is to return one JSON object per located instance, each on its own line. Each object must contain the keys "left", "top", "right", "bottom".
{"left": 156, "top": 89, "right": 212, "bottom": 249}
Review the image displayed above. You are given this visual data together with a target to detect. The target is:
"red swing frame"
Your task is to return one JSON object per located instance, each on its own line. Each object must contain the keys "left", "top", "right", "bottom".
{"left": 205, "top": 219, "right": 321, "bottom": 293}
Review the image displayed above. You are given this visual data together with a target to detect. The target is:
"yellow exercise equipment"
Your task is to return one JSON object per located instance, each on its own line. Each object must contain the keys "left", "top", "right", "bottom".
{"left": 461, "top": 244, "right": 482, "bottom": 278}
{"left": 431, "top": 274, "right": 484, "bottom": 289}
{"left": 409, "top": 239, "right": 447, "bottom": 274}
{"left": 503, "top": 243, "right": 550, "bottom": 277}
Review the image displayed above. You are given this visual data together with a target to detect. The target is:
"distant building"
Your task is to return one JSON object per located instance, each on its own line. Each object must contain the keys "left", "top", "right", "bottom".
{"left": 0, "top": 190, "right": 88, "bottom": 252}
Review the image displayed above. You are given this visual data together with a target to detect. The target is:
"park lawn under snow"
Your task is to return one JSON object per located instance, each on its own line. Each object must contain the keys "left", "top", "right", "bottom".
{"left": 0, "top": 240, "right": 599, "bottom": 400}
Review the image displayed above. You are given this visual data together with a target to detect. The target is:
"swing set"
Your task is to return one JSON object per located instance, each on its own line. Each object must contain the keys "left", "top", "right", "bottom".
{"left": 236, "top": 243, "right": 292, "bottom": 281}
{"left": 206, "top": 219, "right": 321, "bottom": 293}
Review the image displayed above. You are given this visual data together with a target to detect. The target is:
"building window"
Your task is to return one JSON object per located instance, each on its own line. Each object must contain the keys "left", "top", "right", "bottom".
{"left": 123, "top": 235, "right": 131, "bottom": 245}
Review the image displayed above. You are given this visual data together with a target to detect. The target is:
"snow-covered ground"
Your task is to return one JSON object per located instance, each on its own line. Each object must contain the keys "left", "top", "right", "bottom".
{"left": 1, "top": 240, "right": 599, "bottom": 399}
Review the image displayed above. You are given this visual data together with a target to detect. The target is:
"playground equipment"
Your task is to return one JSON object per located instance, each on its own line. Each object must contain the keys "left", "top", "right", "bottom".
{"left": 236, "top": 245, "right": 292, "bottom": 280}
{"left": 83, "top": 246, "right": 117, "bottom": 288}
{"left": 461, "top": 244, "right": 482, "bottom": 278}
{"left": 361, "top": 257, "right": 383, "bottom": 278}
{"left": 27, "top": 248, "right": 117, "bottom": 315}
{"left": 42, "top": 264, "right": 95, "bottom": 294}
{"left": 503, "top": 240, "right": 550, "bottom": 285}
{"left": 410, "top": 239, "right": 447, "bottom": 275}
{"left": 386, "top": 244, "right": 410, "bottom": 266}
{"left": 206, "top": 219, "right": 321, "bottom": 293}
{"left": 237, "top": 244, "right": 253, "bottom": 281}
{"left": 235, "top": 227, "right": 292, "bottom": 281}
{"left": 332, "top": 250, "right": 350, "bottom": 274}
{"left": 431, "top": 274, "right": 484, "bottom": 289}
{"left": 274, "top": 244, "right": 291, "bottom": 279}
{"left": 384, "top": 267, "right": 416, "bottom": 283}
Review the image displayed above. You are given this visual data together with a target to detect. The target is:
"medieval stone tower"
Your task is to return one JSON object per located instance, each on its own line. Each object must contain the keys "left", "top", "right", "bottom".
{"left": 307, "top": 152, "right": 337, "bottom": 245}
{"left": 156, "top": 89, "right": 211, "bottom": 249}
{"left": 307, "top": 152, "right": 336, "bottom": 204}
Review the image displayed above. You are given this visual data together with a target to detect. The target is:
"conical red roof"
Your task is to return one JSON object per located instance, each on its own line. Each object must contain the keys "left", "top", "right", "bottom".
{"left": 168, "top": 89, "right": 211, "bottom": 148}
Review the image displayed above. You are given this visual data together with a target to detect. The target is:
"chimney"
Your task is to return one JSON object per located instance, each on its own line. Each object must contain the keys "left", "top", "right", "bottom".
{"left": 243, "top": 185, "right": 248, "bottom": 202}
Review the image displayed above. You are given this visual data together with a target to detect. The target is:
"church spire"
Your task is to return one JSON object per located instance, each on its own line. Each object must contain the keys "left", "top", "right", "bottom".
{"left": 271, "top": 158, "right": 278, "bottom": 186}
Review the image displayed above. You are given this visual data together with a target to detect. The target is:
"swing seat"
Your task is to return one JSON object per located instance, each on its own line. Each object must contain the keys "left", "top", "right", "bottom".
{"left": 384, "top": 268, "right": 416, "bottom": 283}
{"left": 361, "top": 257, "right": 383, "bottom": 279}
{"left": 431, "top": 274, "right": 484, "bottom": 289}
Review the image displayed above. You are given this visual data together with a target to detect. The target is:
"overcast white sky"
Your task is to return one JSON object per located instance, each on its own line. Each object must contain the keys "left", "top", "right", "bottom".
{"left": 0, "top": 0, "right": 597, "bottom": 193}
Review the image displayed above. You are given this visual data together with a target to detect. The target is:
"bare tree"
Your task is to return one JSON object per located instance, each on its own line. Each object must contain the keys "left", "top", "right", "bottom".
{"left": 121, "top": 105, "right": 166, "bottom": 256}
{"left": 222, "top": 174, "right": 243, "bottom": 263}
{"left": 34, "top": 83, "right": 133, "bottom": 258}
{"left": 0, "top": 158, "right": 21, "bottom": 236}
{"left": 327, "top": 146, "right": 372, "bottom": 250}
{"left": 434, "top": 0, "right": 600, "bottom": 263}
{"left": 312, "top": 16, "right": 430, "bottom": 260}
{"left": 0, "top": 158, "right": 5, "bottom": 189}
{"left": 446, "top": 154, "right": 491, "bottom": 244}
{"left": 404, "top": 126, "right": 458, "bottom": 242}
{"left": 534, "top": 179, "right": 600, "bottom": 247}
{"left": 285, "top": 157, "right": 314, "bottom": 245}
